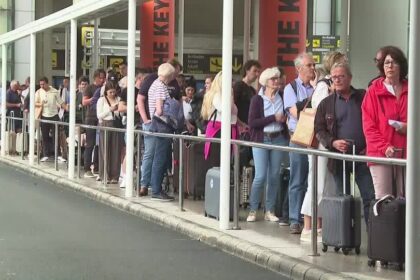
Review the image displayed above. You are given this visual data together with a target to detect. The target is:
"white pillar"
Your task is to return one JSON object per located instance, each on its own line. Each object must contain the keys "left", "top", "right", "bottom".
{"left": 1, "top": 44, "right": 7, "bottom": 157}
{"left": 29, "top": 34, "right": 36, "bottom": 165}
{"left": 406, "top": 0, "right": 420, "bottom": 278}
{"left": 177, "top": 0, "right": 185, "bottom": 65}
{"left": 219, "top": 0, "right": 234, "bottom": 230}
{"left": 125, "top": 0, "right": 136, "bottom": 197}
{"left": 243, "top": 0, "right": 251, "bottom": 62}
{"left": 68, "top": 19, "right": 77, "bottom": 179}
{"left": 252, "top": 0, "right": 259, "bottom": 60}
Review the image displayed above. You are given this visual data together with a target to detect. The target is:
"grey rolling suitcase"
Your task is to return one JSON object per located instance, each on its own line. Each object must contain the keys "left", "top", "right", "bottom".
{"left": 204, "top": 167, "right": 233, "bottom": 220}
{"left": 321, "top": 144, "right": 361, "bottom": 255}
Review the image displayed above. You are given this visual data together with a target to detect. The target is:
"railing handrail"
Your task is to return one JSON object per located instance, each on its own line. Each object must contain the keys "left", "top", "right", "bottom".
{"left": 6, "top": 115, "right": 406, "bottom": 166}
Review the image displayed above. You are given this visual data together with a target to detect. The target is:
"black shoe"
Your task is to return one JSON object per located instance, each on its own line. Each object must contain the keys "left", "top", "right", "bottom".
{"left": 151, "top": 192, "right": 174, "bottom": 202}
{"left": 290, "top": 223, "right": 303, "bottom": 234}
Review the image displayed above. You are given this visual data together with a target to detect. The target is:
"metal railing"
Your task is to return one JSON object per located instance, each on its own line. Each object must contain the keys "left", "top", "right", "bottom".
{"left": 3, "top": 115, "right": 407, "bottom": 257}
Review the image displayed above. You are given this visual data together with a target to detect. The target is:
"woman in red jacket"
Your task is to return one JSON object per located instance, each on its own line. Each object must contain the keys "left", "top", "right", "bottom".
{"left": 362, "top": 46, "right": 408, "bottom": 199}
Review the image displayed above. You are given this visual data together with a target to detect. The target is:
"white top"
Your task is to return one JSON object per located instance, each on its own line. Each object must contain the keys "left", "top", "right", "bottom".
{"left": 383, "top": 82, "right": 396, "bottom": 96}
{"left": 311, "top": 80, "right": 330, "bottom": 109}
{"left": 35, "top": 87, "right": 64, "bottom": 118}
{"left": 97, "top": 96, "right": 121, "bottom": 122}
{"left": 119, "top": 76, "right": 127, "bottom": 89}
{"left": 183, "top": 100, "right": 192, "bottom": 120}
{"left": 211, "top": 93, "right": 238, "bottom": 124}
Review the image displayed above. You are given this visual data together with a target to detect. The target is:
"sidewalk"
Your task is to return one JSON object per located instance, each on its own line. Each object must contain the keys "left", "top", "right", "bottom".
{"left": 0, "top": 155, "right": 404, "bottom": 280}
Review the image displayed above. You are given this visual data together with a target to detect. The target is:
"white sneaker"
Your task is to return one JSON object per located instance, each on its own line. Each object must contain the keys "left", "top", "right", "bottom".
{"left": 300, "top": 229, "right": 322, "bottom": 243}
{"left": 246, "top": 210, "right": 257, "bottom": 222}
{"left": 40, "top": 156, "right": 49, "bottom": 162}
{"left": 58, "top": 156, "right": 67, "bottom": 163}
{"left": 119, "top": 179, "right": 126, "bottom": 189}
{"left": 264, "top": 211, "right": 279, "bottom": 222}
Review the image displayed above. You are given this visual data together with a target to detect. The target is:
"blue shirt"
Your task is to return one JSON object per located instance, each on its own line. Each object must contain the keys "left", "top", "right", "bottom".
{"left": 258, "top": 87, "right": 284, "bottom": 133}
{"left": 283, "top": 77, "right": 314, "bottom": 132}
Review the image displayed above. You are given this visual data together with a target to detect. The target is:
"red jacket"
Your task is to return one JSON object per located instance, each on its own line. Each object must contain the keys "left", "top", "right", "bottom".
{"left": 362, "top": 77, "right": 408, "bottom": 160}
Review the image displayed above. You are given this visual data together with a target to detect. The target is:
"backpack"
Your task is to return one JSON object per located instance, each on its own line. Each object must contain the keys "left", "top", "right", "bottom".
{"left": 150, "top": 97, "right": 185, "bottom": 134}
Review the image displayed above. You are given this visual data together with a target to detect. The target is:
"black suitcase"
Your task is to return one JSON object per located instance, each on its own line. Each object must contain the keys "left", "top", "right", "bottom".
{"left": 367, "top": 150, "right": 405, "bottom": 271}
{"left": 321, "top": 143, "right": 362, "bottom": 255}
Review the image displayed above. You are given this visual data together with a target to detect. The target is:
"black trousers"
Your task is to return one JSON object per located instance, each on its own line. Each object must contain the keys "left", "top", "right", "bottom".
{"left": 40, "top": 115, "right": 59, "bottom": 157}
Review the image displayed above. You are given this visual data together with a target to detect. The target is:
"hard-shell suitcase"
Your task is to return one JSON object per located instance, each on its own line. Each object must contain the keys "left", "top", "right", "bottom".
{"left": 275, "top": 167, "right": 290, "bottom": 218}
{"left": 204, "top": 167, "right": 233, "bottom": 220}
{"left": 321, "top": 143, "right": 361, "bottom": 255}
{"left": 367, "top": 148, "right": 405, "bottom": 271}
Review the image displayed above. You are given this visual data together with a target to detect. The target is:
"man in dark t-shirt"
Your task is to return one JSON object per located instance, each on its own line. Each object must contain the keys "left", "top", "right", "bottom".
{"left": 233, "top": 60, "right": 261, "bottom": 167}
{"left": 82, "top": 69, "right": 106, "bottom": 178}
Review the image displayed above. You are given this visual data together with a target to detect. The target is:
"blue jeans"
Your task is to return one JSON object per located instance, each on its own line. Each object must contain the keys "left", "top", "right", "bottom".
{"left": 332, "top": 160, "right": 375, "bottom": 225}
{"left": 250, "top": 135, "right": 288, "bottom": 212}
{"left": 139, "top": 123, "right": 157, "bottom": 187}
{"left": 150, "top": 137, "right": 172, "bottom": 195}
{"left": 288, "top": 141, "right": 309, "bottom": 225}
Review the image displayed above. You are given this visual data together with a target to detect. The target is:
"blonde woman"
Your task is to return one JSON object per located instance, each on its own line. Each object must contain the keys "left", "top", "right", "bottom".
{"left": 201, "top": 71, "right": 239, "bottom": 163}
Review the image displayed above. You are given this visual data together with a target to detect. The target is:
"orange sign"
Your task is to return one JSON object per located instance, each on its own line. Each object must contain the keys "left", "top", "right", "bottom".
{"left": 140, "top": 0, "right": 175, "bottom": 70}
{"left": 259, "top": 0, "right": 307, "bottom": 83}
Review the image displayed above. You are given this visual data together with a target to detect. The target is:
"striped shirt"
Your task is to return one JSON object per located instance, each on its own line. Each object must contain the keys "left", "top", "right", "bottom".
{"left": 148, "top": 78, "right": 170, "bottom": 117}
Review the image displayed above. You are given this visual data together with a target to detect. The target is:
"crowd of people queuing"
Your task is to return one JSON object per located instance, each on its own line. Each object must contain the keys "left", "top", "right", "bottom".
{"left": 1, "top": 45, "right": 408, "bottom": 242}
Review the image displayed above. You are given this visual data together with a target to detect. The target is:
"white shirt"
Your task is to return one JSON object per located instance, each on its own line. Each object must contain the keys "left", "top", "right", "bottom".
{"left": 97, "top": 96, "right": 121, "bottom": 122}
{"left": 211, "top": 93, "right": 238, "bottom": 124}
{"left": 183, "top": 100, "right": 192, "bottom": 120}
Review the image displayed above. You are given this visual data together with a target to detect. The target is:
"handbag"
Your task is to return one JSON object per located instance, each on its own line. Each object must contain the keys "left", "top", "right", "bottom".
{"left": 290, "top": 101, "right": 318, "bottom": 148}
{"left": 104, "top": 96, "right": 124, "bottom": 129}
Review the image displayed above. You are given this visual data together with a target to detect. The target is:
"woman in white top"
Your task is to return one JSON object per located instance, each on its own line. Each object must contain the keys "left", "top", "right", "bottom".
{"left": 96, "top": 82, "right": 123, "bottom": 184}
{"left": 201, "top": 71, "right": 239, "bottom": 163}
{"left": 300, "top": 51, "right": 347, "bottom": 242}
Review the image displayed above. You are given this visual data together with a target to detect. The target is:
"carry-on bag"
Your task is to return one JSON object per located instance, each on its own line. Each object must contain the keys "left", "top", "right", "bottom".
{"left": 240, "top": 166, "right": 253, "bottom": 207}
{"left": 321, "top": 142, "right": 361, "bottom": 255}
{"left": 367, "top": 148, "right": 405, "bottom": 271}
{"left": 204, "top": 167, "right": 233, "bottom": 220}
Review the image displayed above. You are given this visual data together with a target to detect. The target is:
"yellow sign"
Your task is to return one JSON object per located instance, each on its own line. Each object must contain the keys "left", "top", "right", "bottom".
{"left": 51, "top": 51, "right": 57, "bottom": 68}
{"left": 210, "top": 57, "right": 223, "bottom": 73}
{"left": 337, "top": 39, "right": 341, "bottom": 48}
{"left": 313, "top": 54, "right": 321, "bottom": 64}
{"left": 312, "top": 39, "right": 320, "bottom": 48}
{"left": 81, "top": 26, "right": 94, "bottom": 47}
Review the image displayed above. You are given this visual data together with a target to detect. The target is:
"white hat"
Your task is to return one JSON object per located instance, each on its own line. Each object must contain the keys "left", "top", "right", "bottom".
{"left": 259, "top": 67, "right": 280, "bottom": 86}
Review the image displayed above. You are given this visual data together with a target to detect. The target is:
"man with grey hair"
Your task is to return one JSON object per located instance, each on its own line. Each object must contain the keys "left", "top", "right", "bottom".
{"left": 314, "top": 62, "right": 374, "bottom": 225}
{"left": 6, "top": 80, "right": 23, "bottom": 132}
{"left": 283, "top": 52, "right": 316, "bottom": 234}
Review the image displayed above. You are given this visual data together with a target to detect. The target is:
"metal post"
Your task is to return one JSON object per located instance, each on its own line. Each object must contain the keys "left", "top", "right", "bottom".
{"left": 125, "top": 0, "right": 136, "bottom": 197}
{"left": 406, "top": 0, "right": 420, "bottom": 278}
{"left": 231, "top": 144, "right": 240, "bottom": 230}
{"left": 243, "top": 0, "right": 251, "bottom": 62}
{"left": 54, "top": 123, "right": 58, "bottom": 171}
{"left": 29, "top": 33, "right": 36, "bottom": 165}
{"left": 177, "top": 0, "right": 184, "bottom": 65}
{"left": 309, "top": 154, "right": 320, "bottom": 256}
{"left": 178, "top": 138, "right": 184, "bottom": 211}
{"left": 21, "top": 114, "right": 26, "bottom": 160}
{"left": 77, "top": 125, "right": 81, "bottom": 179}
{"left": 103, "top": 129, "right": 108, "bottom": 187}
{"left": 68, "top": 18, "right": 77, "bottom": 179}
{"left": 252, "top": 0, "right": 259, "bottom": 60}
{"left": 1, "top": 44, "right": 7, "bottom": 157}
{"left": 36, "top": 122, "right": 40, "bottom": 164}
{"left": 220, "top": 0, "right": 234, "bottom": 230}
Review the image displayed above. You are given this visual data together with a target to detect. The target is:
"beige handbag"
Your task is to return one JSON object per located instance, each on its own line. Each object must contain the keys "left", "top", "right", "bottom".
{"left": 290, "top": 107, "right": 318, "bottom": 148}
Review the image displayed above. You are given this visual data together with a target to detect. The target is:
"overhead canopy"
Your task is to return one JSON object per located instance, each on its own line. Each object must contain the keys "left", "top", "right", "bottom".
{"left": 0, "top": 0, "right": 131, "bottom": 45}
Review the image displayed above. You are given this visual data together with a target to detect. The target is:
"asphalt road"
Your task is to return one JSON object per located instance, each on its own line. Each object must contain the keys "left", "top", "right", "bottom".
{"left": 0, "top": 163, "right": 286, "bottom": 280}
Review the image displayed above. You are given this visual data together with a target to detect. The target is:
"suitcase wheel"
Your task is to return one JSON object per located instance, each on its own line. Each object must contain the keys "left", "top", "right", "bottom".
{"left": 334, "top": 247, "right": 340, "bottom": 253}
{"left": 355, "top": 247, "right": 360, "bottom": 255}
{"left": 367, "top": 259, "right": 376, "bottom": 267}
{"left": 342, "top": 248, "right": 350, "bottom": 255}
{"left": 322, "top": 244, "right": 328, "bottom": 252}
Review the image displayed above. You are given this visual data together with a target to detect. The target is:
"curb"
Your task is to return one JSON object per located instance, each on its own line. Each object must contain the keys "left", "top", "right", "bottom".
{"left": 0, "top": 157, "right": 357, "bottom": 280}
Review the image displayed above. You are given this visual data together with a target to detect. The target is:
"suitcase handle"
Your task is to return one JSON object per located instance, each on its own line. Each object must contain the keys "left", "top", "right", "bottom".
{"left": 342, "top": 139, "right": 356, "bottom": 196}
{"left": 372, "top": 194, "right": 394, "bottom": 216}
